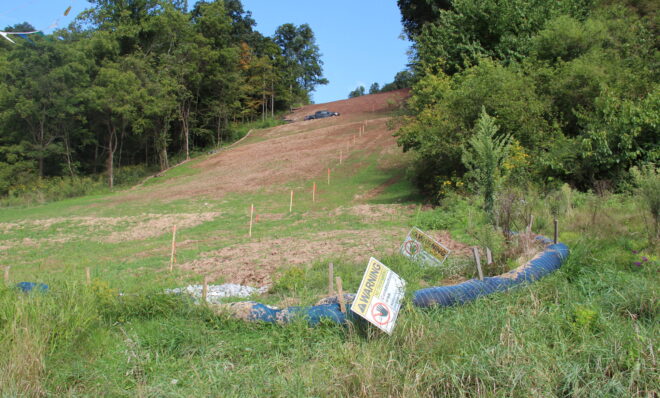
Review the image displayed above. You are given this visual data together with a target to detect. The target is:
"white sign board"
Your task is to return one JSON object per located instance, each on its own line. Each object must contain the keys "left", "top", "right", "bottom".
{"left": 350, "top": 257, "right": 406, "bottom": 335}
{"left": 400, "top": 227, "right": 451, "bottom": 267}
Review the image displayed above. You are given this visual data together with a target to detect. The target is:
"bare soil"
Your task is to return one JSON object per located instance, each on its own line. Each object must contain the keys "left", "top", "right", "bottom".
{"left": 111, "top": 90, "right": 410, "bottom": 204}
{"left": 180, "top": 228, "right": 407, "bottom": 286}
{"left": 0, "top": 212, "right": 220, "bottom": 250}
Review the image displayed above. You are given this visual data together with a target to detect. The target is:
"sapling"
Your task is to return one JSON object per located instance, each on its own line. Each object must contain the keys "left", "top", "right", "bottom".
{"left": 461, "top": 108, "right": 512, "bottom": 224}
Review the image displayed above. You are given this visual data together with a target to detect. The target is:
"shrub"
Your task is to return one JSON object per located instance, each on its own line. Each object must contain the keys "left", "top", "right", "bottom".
{"left": 462, "top": 108, "right": 512, "bottom": 222}
{"left": 630, "top": 165, "right": 660, "bottom": 240}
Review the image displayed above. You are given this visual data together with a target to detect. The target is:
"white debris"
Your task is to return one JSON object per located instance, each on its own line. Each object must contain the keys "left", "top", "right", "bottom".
{"left": 166, "top": 283, "right": 269, "bottom": 304}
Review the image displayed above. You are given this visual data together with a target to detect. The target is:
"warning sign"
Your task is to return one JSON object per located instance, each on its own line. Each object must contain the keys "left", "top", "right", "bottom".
{"left": 400, "top": 227, "right": 451, "bottom": 267}
{"left": 350, "top": 257, "right": 406, "bottom": 334}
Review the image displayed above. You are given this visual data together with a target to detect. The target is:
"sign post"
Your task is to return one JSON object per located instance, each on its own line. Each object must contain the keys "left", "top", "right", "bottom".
{"left": 472, "top": 247, "right": 484, "bottom": 280}
{"left": 351, "top": 257, "right": 406, "bottom": 335}
{"left": 336, "top": 276, "right": 346, "bottom": 313}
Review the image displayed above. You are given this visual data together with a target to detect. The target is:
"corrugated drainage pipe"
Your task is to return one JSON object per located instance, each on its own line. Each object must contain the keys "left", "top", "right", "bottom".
{"left": 221, "top": 236, "right": 569, "bottom": 324}
{"left": 413, "top": 237, "right": 569, "bottom": 308}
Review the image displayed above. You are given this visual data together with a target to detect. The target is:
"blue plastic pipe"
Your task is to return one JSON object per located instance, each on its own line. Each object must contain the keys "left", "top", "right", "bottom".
{"left": 244, "top": 236, "right": 569, "bottom": 324}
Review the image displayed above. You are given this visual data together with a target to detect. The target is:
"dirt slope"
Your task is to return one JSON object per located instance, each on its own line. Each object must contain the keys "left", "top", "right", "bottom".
{"left": 117, "top": 89, "right": 410, "bottom": 203}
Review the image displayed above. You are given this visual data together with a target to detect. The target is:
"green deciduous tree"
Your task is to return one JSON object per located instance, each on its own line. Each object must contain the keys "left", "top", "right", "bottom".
{"left": 274, "top": 23, "right": 328, "bottom": 103}
{"left": 348, "top": 85, "right": 365, "bottom": 98}
{"left": 0, "top": 0, "right": 329, "bottom": 197}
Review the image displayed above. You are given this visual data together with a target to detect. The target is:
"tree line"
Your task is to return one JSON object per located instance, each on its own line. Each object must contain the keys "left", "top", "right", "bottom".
{"left": 395, "top": 0, "right": 658, "bottom": 197}
{"left": 348, "top": 70, "right": 414, "bottom": 98}
{"left": 0, "top": 0, "right": 327, "bottom": 194}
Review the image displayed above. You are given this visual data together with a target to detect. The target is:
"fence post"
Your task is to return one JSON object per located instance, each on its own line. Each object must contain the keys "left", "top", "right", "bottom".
{"left": 336, "top": 276, "right": 346, "bottom": 313}
{"left": 472, "top": 247, "right": 484, "bottom": 281}
{"left": 328, "top": 262, "right": 334, "bottom": 296}
{"left": 249, "top": 204, "right": 254, "bottom": 237}
{"left": 169, "top": 225, "right": 177, "bottom": 271}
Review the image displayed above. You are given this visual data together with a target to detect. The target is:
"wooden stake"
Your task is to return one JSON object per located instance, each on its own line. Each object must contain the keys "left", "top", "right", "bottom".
{"left": 169, "top": 225, "right": 177, "bottom": 272}
{"left": 289, "top": 190, "right": 293, "bottom": 213}
{"left": 336, "top": 276, "right": 346, "bottom": 313}
{"left": 312, "top": 182, "right": 316, "bottom": 202}
{"left": 554, "top": 218, "right": 559, "bottom": 244}
{"left": 85, "top": 267, "right": 91, "bottom": 285}
{"left": 327, "top": 168, "right": 330, "bottom": 185}
{"left": 486, "top": 248, "right": 493, "bottom": 265}
{"left": 249, "top": 204, "right": 254, "bottom": 237}
{"left": 202, "top": 276, "right": 209, "bottom": 304}
{"left": 328, "top": 262, "right": 334, "bottom": 296}
{"left": 472, "top": 247, "right": 484, "bottom": 281}
{"left": 339, "top": 149, "right": 343, "bottom": 164}
{"left": 4, "top": 266, "right": 9, "bottom": 283}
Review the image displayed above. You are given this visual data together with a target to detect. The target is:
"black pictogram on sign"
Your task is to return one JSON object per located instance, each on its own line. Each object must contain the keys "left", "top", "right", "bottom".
{"left": 371, "top": 302, "right": 391, "bottom": 325}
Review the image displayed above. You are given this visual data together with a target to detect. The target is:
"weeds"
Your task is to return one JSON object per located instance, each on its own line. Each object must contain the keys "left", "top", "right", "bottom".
{"left": 0, "top": 136, "right": 657, "bottom": 396}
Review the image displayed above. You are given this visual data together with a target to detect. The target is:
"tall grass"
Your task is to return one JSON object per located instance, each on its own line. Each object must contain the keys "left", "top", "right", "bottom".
{"left": 1, "top": 192, "right": 657, "bottom": 396}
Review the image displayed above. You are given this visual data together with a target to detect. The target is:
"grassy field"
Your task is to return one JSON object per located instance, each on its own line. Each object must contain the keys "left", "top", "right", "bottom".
{"left": 0, "top": 114, "right": 657, "bottom": 397}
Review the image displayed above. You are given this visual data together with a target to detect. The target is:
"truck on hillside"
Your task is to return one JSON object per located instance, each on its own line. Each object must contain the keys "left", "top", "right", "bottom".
{"left": 304, "top": 110, "right": 340, "bottom": 120}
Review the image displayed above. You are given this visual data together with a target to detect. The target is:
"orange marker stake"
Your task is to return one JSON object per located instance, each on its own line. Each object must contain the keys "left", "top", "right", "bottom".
{"left": 312, "top": 182, "right": 316, "bottom": 202}
{"left": 327, "top": 168, "right": 331, "bottom": 185}
{"left": 340, "top": 149, "right": 343, "bottom": 164}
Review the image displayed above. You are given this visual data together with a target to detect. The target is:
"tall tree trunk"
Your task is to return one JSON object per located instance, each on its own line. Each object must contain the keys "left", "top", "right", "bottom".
{"left": 94, "top": 141, "right": 99, "bottom": 174}
{"left": 271, "top": 79, "right": 275, "bottom": 119}
{"left": 158, "top": 145, "right": 169, "bottom": 171}
{"left": 216, "top": 115, "right": 222, "bottom": 146}
{"left": 156, "top": 129, "right": 169, "bottom": 171}
{"left": 180, "top": 103, "right": 190, "bottom": 160}
{"left": 107, "top": 123, "right": 117, "bottom": 189}
{"left": 63, "top": 131, "right": 74, "bottom": 177}
{"left": 117, "top": 127, "right": 125, "bottom": 169}
{"left": 262, "top": 81, "right": 266, "bottom": 121}
{"left": 37, "top": 119, "right": 46, "bottom": 177}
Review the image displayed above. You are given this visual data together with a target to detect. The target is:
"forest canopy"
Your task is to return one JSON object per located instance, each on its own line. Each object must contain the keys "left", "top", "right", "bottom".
{"left": 395, "top": 0, "right": 658, "bottom": 197}
{"left": 0, "top": 0, "right": 327, "bottom": 194}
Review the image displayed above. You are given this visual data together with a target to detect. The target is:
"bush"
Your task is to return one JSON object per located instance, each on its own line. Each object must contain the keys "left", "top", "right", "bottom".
{"left": 461, "top": 108, "right": 511, "bottom": 221}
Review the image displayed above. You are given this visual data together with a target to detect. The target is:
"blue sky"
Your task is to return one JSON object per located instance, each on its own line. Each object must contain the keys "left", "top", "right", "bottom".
{"left": 0, "top": 0, "right": 411, "bottom": 104}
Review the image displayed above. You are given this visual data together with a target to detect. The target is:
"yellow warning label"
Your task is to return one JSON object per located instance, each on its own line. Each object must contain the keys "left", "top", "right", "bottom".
{"left": 352, "top": 258, "right": 386, "bottom": 316}
{"left": 411, "top": 228, "right": 449, "bottom": 259}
